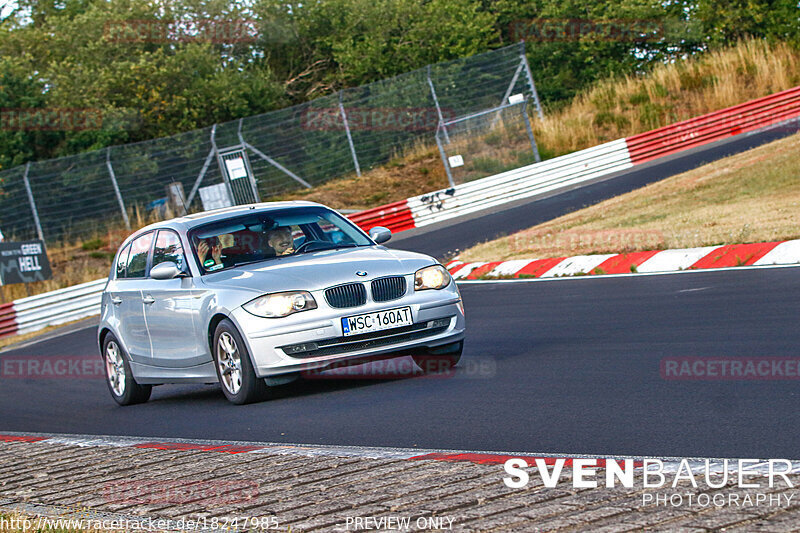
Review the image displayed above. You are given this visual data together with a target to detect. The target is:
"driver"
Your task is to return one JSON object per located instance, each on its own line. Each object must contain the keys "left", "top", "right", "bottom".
{"left": 265, "top": 227, "right": 294, "bottom": 256}
{"left": 197, "top": 236, "right": 223, "bottom": 270}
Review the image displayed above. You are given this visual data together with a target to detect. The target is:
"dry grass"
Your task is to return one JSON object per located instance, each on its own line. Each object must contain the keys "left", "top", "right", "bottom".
{"left": 533, "top": 40, "right": 800, "bottom": 155}
{"left": 458, "top": 132, "right": 800, "bottom": 262}
{"left": 273, "top": 142, "right": 450, "bottom": 209}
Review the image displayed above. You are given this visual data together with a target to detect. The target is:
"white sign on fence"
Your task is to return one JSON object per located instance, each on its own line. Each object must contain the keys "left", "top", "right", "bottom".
{"left": 448, "top": 155, "right": 464, "bottom": 168}
{"left": 199, "top": 183, "right": 233, "bottom": 211}
{"left": 224, "top": 157, "right": 248, "bottom": 180}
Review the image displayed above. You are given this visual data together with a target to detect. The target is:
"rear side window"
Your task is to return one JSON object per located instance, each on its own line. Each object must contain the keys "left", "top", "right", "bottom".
{"left": 115, "top": 243, "right": 131, "bottom": 279}
{"left": 126, "top": 232, "right": 154, "bottom": 278}
{"left": 152, "top": 230, "right": 186, "bottom": 272}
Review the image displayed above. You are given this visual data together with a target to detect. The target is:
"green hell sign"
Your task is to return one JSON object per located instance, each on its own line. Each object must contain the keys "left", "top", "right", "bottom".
{"left": 0, "top": 240, "right": 53, "bottom": 285}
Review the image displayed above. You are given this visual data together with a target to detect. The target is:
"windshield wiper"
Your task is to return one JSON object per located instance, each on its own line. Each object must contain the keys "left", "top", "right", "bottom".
{"left": 301, "top": 242, "right": 360, "bottom": 253}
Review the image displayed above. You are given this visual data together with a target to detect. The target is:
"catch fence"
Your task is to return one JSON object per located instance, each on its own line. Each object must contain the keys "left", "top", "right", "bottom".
{"left": 0, "top": 42, "right": 542, "bottom": 243}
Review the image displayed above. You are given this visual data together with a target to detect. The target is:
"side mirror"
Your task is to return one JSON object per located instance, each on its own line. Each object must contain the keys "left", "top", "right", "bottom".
{"left": 150, "top": 261, "right": 186, "bottom": 280}
{"left": 369, "top": 226, "right": 392, "bottom": 244}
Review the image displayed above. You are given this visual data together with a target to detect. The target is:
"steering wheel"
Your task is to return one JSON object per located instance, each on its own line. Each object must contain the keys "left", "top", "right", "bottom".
{"left": 293, "top": 239, "right": 325, "bottom": 254}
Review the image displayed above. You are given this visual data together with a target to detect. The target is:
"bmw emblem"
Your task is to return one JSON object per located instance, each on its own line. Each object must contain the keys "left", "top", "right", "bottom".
{"left": 356, "top": 271, "right": 368, "bottom": 277}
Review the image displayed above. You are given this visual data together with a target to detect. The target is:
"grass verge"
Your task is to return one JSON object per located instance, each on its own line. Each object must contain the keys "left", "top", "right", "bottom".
{"left": 457, "top": 131, "right": 800, "bottom": 262}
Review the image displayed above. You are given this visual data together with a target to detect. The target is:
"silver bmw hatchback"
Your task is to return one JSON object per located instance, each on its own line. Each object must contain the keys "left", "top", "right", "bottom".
{"left": 98, "top": 201, "right": 466, "bottom": 405}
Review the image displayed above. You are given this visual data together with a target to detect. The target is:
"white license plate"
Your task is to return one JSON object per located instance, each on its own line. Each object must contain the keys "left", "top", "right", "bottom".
{"left": 341, "top": 307, "right": 413, "bottom": 336}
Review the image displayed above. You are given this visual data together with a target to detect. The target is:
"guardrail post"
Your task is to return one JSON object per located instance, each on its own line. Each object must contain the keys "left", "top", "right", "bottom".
{"left": 427, "top": 65, "right": 450, "bottom": 144}
{"left": 106, "top": 148, "right": 131, "bottom": 230}
{"left": 339, "top": 91, "right": 361, "bottom": 177}
{"left": 519, "top": 41, "right": 544, "bottom": 120}
{"left": 21, "top": 162, "right": 45, "bottom": 242}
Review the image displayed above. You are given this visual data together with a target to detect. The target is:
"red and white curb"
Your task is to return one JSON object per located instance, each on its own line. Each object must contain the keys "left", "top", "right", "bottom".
{"left": 1, "top": 431, "right": 798, "bottom": 475}
{"left": 446, "top": 240, "right": 800, "bottom": 280}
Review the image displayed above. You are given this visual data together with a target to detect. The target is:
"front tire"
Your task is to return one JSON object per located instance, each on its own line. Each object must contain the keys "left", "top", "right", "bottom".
{"left": 412, "top": 341, "right": 463, "bottom": 373}
{"left": 103, "top": 334, "right": 151, "bottom": 406}
{"left": 213, "top": 319, "right": 267, "bottom": 405}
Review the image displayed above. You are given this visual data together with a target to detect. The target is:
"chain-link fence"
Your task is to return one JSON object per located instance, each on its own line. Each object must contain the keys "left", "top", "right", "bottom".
{"left": 0, "top": 42, "right": 541, "bottom": 243}
{"left": 436, "top": 100, "right": 541, "bottom": 185}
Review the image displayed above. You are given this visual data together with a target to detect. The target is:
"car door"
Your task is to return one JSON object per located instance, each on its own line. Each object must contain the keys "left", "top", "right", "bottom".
{"left": 115, "top": 232, "right": 154, "bottom": 363}
{"left": 142, "top": 229, "right": 205, "bottom": 368}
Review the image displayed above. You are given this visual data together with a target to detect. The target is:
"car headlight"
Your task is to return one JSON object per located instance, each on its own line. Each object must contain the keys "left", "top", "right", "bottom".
{"left": 243, "top": 291, "right": 317, "bottom": 318}
{"left": 414, "top": 265, "right": 451, "bottom": 291}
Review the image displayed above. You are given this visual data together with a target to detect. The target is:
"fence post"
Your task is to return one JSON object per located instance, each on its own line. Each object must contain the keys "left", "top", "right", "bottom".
{"left": 519, "top": 41, "right": 544, "bottom": 120}
{"left": 338, "top": 91, "right": 361, "bottom": 177}
{"left": 427, "top": 65, "right": 450, "bottom": 144}
{"left": 185, "top": 147, "right": 215, "bottom": 212}
{"left": 106, "top": 148, "right": 131, "bottom": 230}
{"left": 237, "top": 118, "right": 262, "bottom": 202}
{"left": 522, "top": 102, "right": 542, "bottom": 163}
{"left": 210, "top": 124, "right": 236, "bottom": 205}
{"left": 435, "top": 128, "right": 455, "bottom": 187}
{"left": 491, "top": 61, "right": 524, "bottom": 128}
{"left": 21, "top": 162, "right": 44, "bottom": 241}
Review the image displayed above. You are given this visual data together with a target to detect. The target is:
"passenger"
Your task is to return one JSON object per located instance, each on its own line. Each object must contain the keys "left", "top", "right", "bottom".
{"left": 197, "top": 236, "right": 223, "bottom": 270}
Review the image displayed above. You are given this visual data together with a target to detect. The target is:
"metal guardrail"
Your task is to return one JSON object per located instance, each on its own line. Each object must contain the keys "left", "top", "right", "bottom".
{"left": 0, "top": 279, "right": 106, "bottom": 339}
{"left": 626, "top": 85, "right": 800, "bottom": 164}
{"left": 408, "top": 138, "right": 632, "bottom": 228}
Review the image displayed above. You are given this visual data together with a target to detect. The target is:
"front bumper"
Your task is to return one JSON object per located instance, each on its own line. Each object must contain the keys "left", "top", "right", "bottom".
{"left": 229, "top": 281, "right": 465, "bottom": 377}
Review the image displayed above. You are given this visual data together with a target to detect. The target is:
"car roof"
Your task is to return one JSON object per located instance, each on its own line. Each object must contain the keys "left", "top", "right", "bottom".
{"left": 122, "top": 201, "right": 328, "bottom": 244}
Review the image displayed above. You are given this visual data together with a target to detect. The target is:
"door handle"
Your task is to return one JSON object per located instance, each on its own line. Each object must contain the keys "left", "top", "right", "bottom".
{"left": 142, "top": 295, "right": 155, "bottom": 305}
{"left": 110, "top": 296, "right": 122, "bottom": 306}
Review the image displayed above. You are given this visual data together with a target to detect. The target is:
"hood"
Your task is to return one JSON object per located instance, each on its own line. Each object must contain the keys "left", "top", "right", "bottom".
{"left": 199, "top": 246, "right": 436, "bottom": 295}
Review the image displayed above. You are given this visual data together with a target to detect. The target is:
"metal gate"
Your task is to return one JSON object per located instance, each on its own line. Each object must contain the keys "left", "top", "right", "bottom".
{"left": 217, "top": 147, "right": 260, "bottom": 205}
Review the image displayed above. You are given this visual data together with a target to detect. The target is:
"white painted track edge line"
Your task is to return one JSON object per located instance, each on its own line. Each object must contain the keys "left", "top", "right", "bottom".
{"left": 455, "top": 262, "right": 800, "bottom": 284}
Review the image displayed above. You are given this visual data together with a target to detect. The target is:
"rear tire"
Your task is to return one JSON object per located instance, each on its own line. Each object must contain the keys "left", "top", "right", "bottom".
{"left": 103, "top": 334, "right": 151, "bottom": 406}
{"left": 213, "top": 319, "right": 268, "bottom": 405}
{"left": 411, "top": 341, "right": 463, "bottom": 373}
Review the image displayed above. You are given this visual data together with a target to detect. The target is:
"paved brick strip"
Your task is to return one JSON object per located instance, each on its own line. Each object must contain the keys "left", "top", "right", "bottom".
{"left": 1, "top": 433, "right": 800, "bottom": 532}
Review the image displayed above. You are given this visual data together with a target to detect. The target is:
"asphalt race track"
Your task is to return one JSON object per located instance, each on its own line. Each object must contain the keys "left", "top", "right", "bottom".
{"left": 2, "top": 267, "right": 799, "bottom": 459}
{"left": 391, "top": 123, "right": 800, "bottom": 259}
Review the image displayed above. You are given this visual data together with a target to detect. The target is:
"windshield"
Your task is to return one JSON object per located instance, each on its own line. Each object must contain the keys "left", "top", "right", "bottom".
{"left": 188, "top": 206, "right": 373, "bottom": 274}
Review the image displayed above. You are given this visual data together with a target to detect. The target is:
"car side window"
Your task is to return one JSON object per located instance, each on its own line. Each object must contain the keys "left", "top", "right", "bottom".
{"left": 126, "top": 232, "right": 154, "bottom": 278}
{"left": 115, "top": 243, "right": 132, "bottom": 279}
{"left": 152, "top": 230, "right": 186, "bottom": 272}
